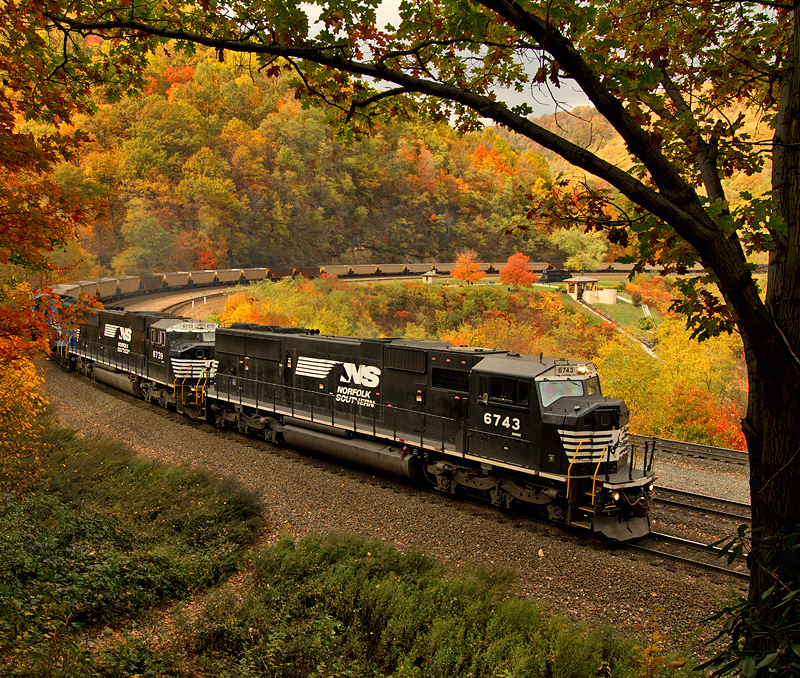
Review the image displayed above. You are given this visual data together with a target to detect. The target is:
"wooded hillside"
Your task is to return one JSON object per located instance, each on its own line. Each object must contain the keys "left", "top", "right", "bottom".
{"left": 54, "top": 49, "right": 562, "bottom": 276}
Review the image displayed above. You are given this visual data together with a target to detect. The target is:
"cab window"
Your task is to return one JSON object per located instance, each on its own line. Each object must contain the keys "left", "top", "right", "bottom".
{"left": 486, "top": 376, "right": 529, "bottom": 406}
{"left": 150, "top": 329, "right": 166, "bottom": 346}
{"left": 585, "top": 376, "right": 601, "bottom": 396}
{"left": 538, "top": 379, "right": 584, "bottom": 407}
{"left": 169, "top": 331, "right": 215, "bottom": 344}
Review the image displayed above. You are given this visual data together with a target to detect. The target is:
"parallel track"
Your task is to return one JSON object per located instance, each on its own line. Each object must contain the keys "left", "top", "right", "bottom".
{"left": 655, "top": 486, "right": 751, "bottom": 523}
{"left": 629, "top": 532, "right": 749, "bottom": 581}
{"left": 117, "top": 286, "right": 754, "bottom": 582}
{"left": 135, "top": 290, "right": 751, "bottom": 469}
{"left": 634, "top": 435, "right": 748, "bottom": 465}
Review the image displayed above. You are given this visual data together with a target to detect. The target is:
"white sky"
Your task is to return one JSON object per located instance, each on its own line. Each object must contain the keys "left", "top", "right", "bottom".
{"left": 303, "top": 0, "right": 591, "bottom": 119}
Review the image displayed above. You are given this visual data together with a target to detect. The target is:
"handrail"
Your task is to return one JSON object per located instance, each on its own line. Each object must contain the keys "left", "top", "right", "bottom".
{"left": 590, "top": 445, "right": 610, "bottom": 505}
{"left": 211, "top": 372, "right": 456, "bottom": 452}
{"left": 565, "top": 440, "right": 585, "bottom": 500}
{"left": 196, "top": 366, "right": 210, "bottom": 407}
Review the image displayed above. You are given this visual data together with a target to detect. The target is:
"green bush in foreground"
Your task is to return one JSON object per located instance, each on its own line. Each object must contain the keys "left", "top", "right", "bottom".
{"left": 172, "top": 532, "right": 645, "bottom": 678}
{"left": 1, "top": 426, "right": 692, "bottom": 678}
{"left": 0, "top": 427, "right": 264, "bottom": 673}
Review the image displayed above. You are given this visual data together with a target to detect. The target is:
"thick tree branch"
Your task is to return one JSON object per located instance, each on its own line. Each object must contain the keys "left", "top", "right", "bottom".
{"left": 658, "top": 68, "right": 726, "bottom": 204}
{"left": 43, "top": 6, "right": 783, "bottom": 357}
{"left": 477, "top": 0, "right": 719, "bottom": 233}
{"left": 44, "top": 12, "right": 699, "bottom": 229}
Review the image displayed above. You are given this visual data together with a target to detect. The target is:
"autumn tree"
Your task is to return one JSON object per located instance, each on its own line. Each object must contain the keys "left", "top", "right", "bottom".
{"left": 499, "top": 252, "right": 536, "bottom": 289}
{"left": 451, "top": 248, "right": 486, "bottom": 283}
{"left": 548, "top": 228, "right": 608, "bottom": 272}
{"left": 16, "top": 0, "right": 800, "bottom": 666}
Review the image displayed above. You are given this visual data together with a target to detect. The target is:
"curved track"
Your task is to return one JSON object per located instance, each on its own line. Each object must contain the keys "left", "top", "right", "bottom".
{"left": 115, "top": 286, "right": 754, "bottom": 575}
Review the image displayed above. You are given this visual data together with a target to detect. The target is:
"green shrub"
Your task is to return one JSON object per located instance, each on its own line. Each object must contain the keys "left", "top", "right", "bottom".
{"left": 185, "top": 532, "right": 642, "bottom": 678}
{"left": 0, "top": 426, "right": 264, "bottom": 675}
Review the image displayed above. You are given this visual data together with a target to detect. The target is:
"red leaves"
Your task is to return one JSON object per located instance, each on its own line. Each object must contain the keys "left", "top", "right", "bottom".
{"left": 498, "top": 252, "right": 537, "bottom": 289}
{"left": 625, "top": 276, "right": 677, "bottom": 317}
{"left": 0, "top": 283, "right": 98, "bottom": 366}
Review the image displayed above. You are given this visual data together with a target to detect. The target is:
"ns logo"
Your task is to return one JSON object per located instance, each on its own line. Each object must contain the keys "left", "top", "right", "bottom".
{"left": 340, "top": 363, "right": 381, "bottom": 388}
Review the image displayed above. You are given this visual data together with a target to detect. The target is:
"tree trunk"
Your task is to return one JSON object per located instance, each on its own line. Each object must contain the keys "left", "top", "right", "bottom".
{"left": 743, "top": 0, "right": 800, "bottom": 648}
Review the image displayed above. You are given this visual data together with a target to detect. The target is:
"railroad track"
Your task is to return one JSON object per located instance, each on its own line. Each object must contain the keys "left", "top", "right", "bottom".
{"left": 58, "top": 346, "right": 750, "bottom": 582}
{"left": 629, "top": 532, "right": 749, "bottom": 581}
{"left": 655, "top": 486, "right": 751, "bottom": 523}
{"left": 159, "top": 289, "right": 234, "bottom": 315}
{"left": 633, "top": 434, "right": 748, "bottom": 465}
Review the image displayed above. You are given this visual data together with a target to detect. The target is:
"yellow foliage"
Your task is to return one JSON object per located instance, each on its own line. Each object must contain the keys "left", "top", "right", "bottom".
{"left": 594, "top": 319, "right": 747, "bottom": 448}
{"left": 0, "top": 357, "right": 47, "bottom": 466}
{"left": 218, "top": 292, "right": 263, "bottom": 325}
{"left": 218, "top": 278, "right": 374, "bottom": 336}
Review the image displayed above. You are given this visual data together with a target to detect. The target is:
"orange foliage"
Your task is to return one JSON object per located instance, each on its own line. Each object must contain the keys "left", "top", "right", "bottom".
{"left": 499, "top": 252, "right": 537, "bottom": 289}
{"left": 452, "top": 249, "right": 486, "bottom": 282}
{"left": 165, "top": 65, "right": 195, "bottom": 89}
{"left": 470, "top": 144, "right": 513, "bottom": 176}
{"left": 218, "top": 293, "right": 261, "bottom": 325}
{"left": 194, "top": 239, "right": 219, "bottom": 269}
{"left": 625, "top": 276, "right": 677, "bottom": 316}
{"left": 0, "top": 283, "right": 99, "bottom": 366}
{"left": 662, "top": 383, "right": 746, "bottom": 450}
{"left": 218, "top": 291, "right": 296, "bottom": 327}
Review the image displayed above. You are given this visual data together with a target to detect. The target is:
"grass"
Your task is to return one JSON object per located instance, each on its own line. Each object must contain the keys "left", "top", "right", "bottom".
{"left": 0, "top": 427, "right": 264, "bottom": 676}
{"left": 180, "top": 532, "right": 647, "bottom": 678}
{"left": 594, "top": 300, "right": 652, "bottom": 327}
{"left": 0, "top": 425, "right": 694, "bottom": 678}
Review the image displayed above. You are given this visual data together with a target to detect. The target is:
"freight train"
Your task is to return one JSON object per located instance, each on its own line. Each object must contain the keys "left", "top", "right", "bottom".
{"left": 54, "top": 305, "right": 655, "bottom": 541}
{"left": 49, "top": 260, "right": 701, "bottom": 303}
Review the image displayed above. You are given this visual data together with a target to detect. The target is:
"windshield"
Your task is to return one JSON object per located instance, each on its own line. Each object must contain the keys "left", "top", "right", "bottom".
{"left": 169, "top": 331, "right": 215, "bottom": 344}
{"left": 538, "top": 376, "right": 602, "bottom": 406}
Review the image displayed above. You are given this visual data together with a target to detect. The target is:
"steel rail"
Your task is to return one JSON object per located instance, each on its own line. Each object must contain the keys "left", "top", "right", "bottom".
{"left": 629, "top": 532, "right": 750, "bottom": 581}
{"left": 634, "top": 434, "right": 748, "bottom": 464}
{"left": 655, "top": 485, "right": 751, "bottom": 522}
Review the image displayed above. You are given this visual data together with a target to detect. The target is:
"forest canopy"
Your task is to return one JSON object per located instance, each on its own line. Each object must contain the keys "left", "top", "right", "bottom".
{"left": 53, "top": 50, "right": 567, "bottom": 276}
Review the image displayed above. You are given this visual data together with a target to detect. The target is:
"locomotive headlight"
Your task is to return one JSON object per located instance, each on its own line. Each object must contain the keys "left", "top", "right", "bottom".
{"left": 612, "top": 491, "right": 620, "bottom": 502}
{"left": 648, "top": 483, "right": 655, "bottom": 492}
{"left": 577, "top": 364, "right": 589, "bottom": 374}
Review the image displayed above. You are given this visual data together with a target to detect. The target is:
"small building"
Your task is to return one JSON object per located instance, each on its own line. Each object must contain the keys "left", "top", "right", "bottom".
{"left": 564, "top": 276, "right": 618, "bottom": 304}
{"left": 422, "top": 270, "right": 439, "bottom": 284}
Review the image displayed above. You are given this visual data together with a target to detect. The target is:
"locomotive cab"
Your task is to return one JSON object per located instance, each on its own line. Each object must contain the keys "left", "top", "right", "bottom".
{"left": 467, "top": 355, "right": 653, "bottom": 540}
{"left": 140, "top": 318, "right": 218, "bottom": 414}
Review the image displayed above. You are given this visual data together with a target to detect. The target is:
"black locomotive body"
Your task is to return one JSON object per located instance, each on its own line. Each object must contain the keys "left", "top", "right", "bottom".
{"left": 66, "top": 308, "right": 217, "bottom": 416}
{"left": 56, "top": 309, "right": 653, "bottom": 540}
{"left": 207, "top": 324, "right": 654, "bottom": 540}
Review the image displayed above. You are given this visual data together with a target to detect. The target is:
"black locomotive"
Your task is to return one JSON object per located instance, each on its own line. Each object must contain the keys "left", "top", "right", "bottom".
{"left": 57, "top": 309, "right": 655, "bottom": 541}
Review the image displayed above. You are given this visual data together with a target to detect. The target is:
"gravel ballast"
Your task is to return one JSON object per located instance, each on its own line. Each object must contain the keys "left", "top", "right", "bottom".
{"left": 44, "top": 363, "right": 749, "bottom": 657}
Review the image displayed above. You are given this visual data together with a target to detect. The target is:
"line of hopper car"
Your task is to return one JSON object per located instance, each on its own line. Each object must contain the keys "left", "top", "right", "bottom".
{"left": 52, "top": 301, "right": 656, "bottom": 541}
{"left": 50, "top": 260, "right": 690, "bottom": 302}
